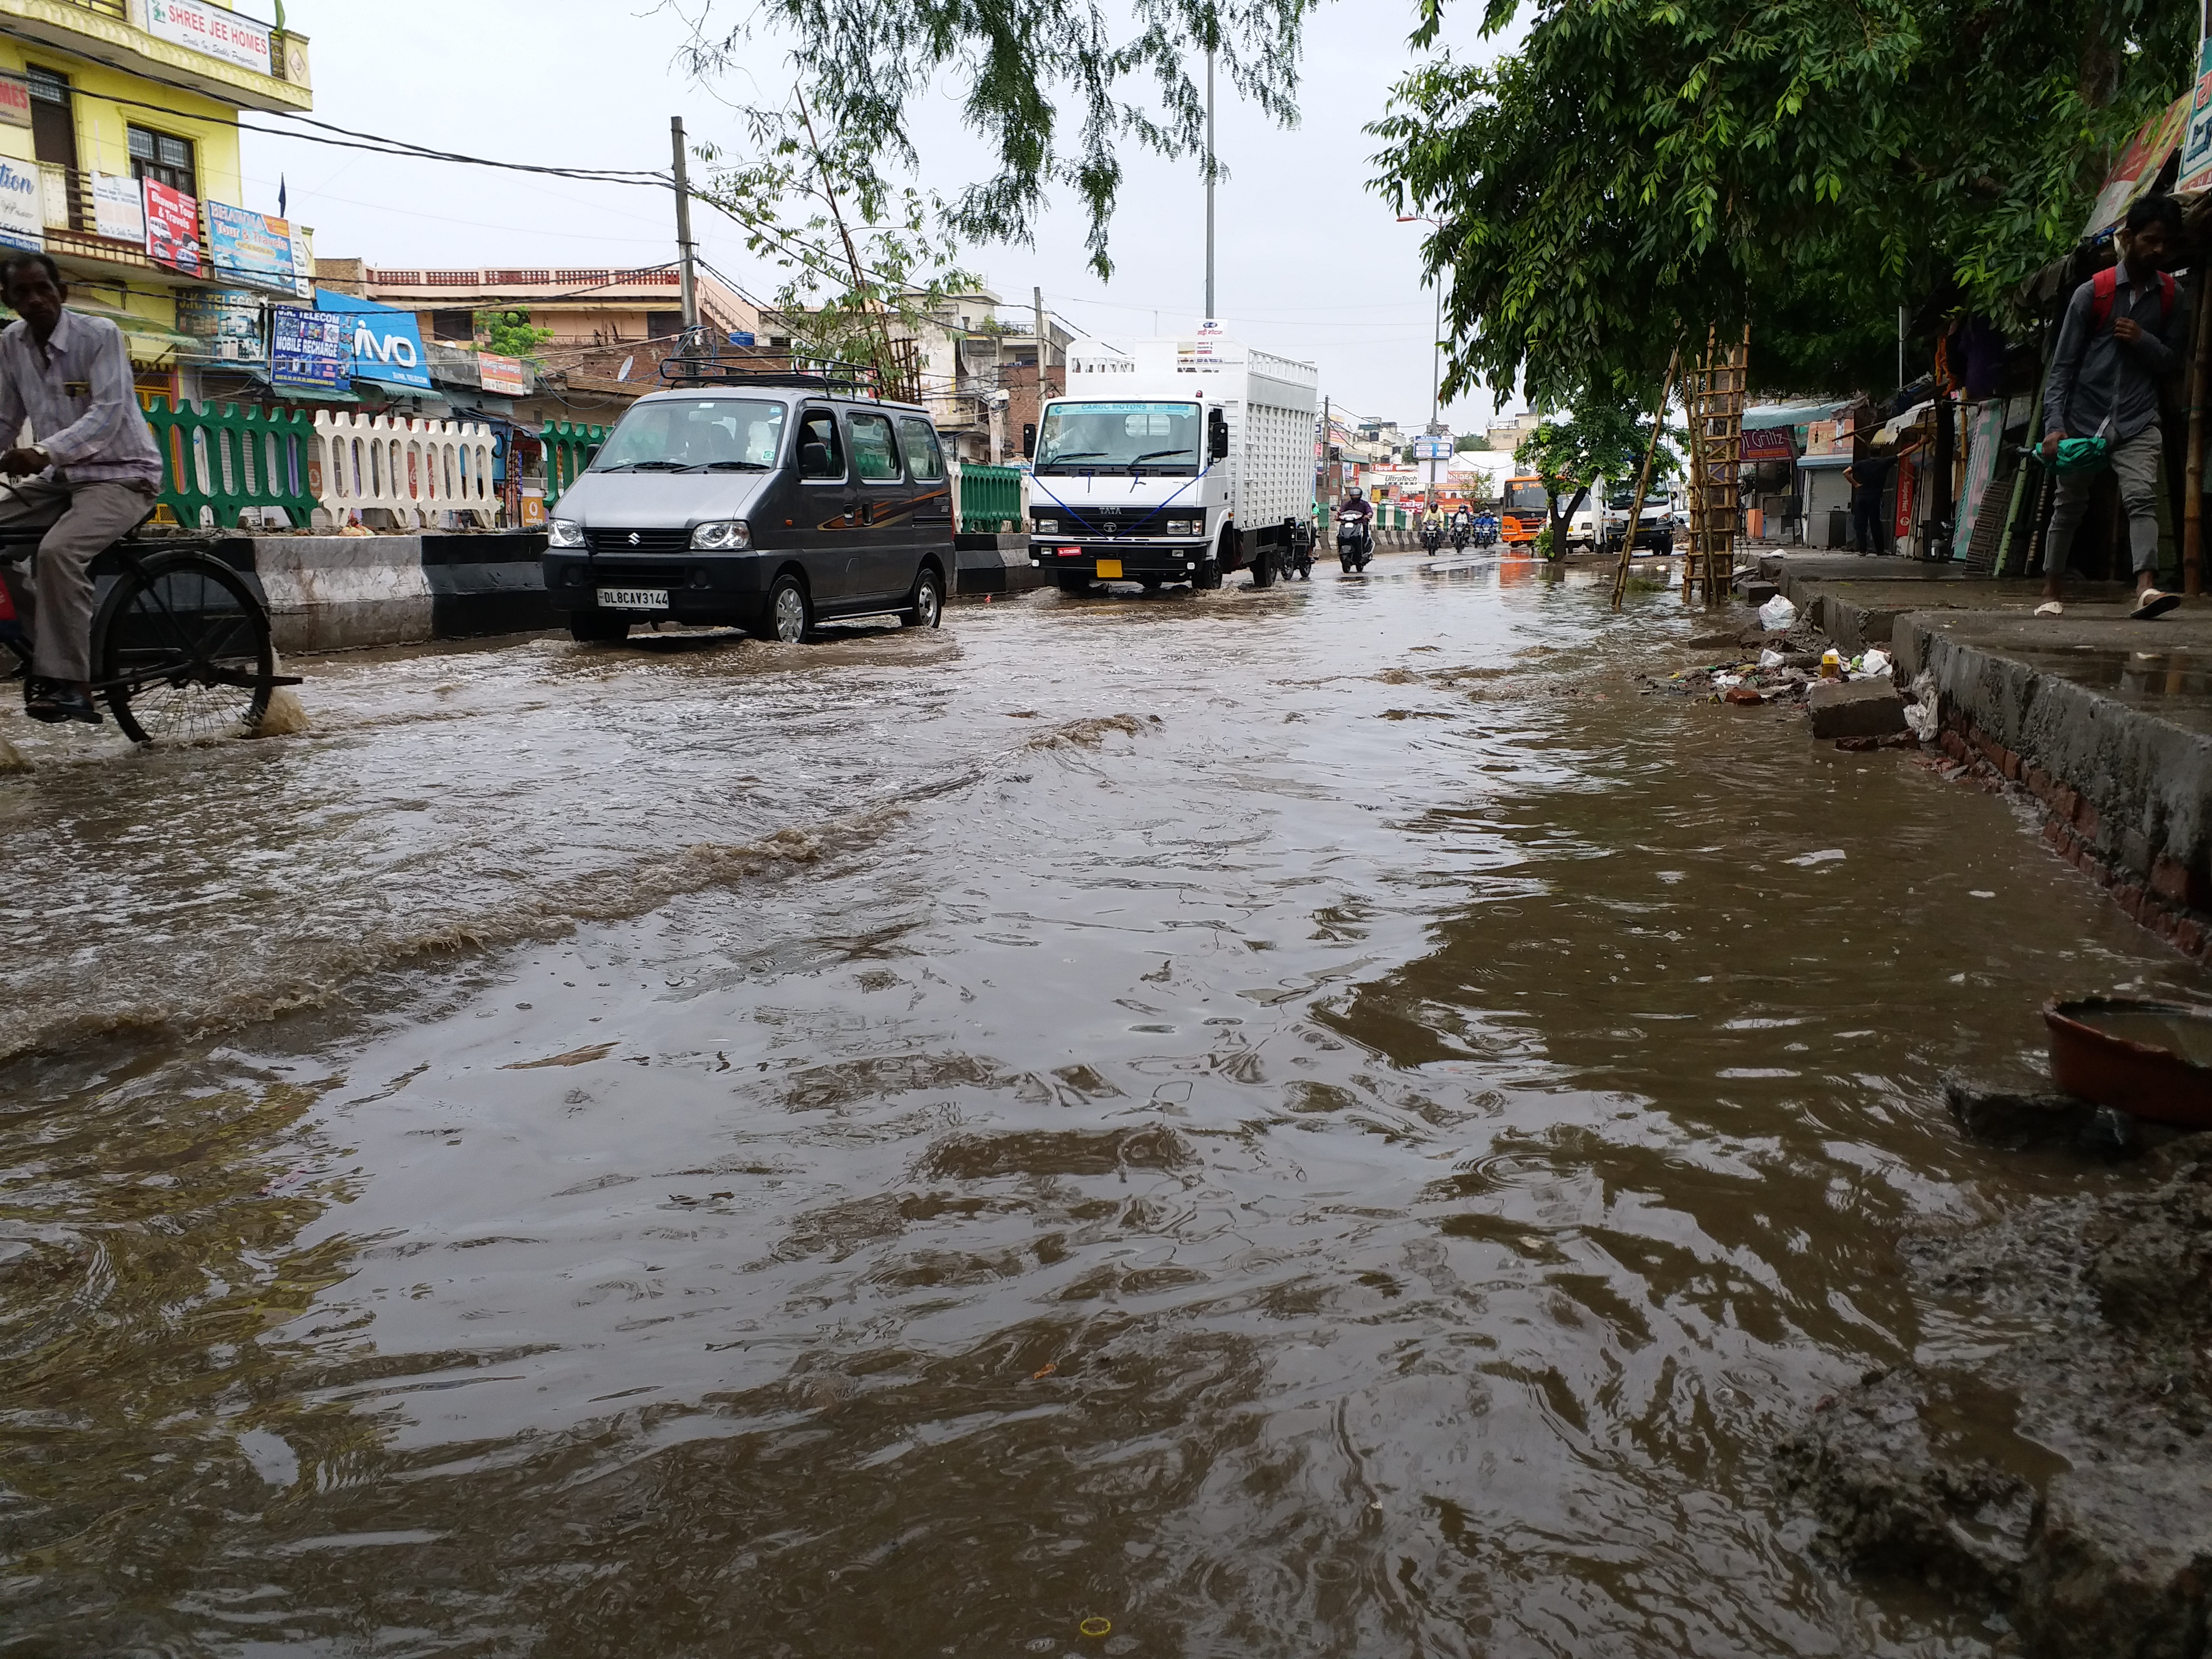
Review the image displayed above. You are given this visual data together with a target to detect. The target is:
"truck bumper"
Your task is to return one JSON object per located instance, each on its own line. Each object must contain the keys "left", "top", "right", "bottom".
{"left": 1030, "top": 541, "right": 1212, "bottom": 581}
{"left": 541, "top": 550, "right": 774, "bottom": 628}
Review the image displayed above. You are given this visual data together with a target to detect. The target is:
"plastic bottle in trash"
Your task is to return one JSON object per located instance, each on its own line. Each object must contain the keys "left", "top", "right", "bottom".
{"left": 1819, "top": 650, "right": 1842, "bottom": 680}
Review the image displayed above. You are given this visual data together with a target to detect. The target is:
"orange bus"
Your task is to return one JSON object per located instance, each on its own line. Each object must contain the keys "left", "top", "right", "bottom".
{"left": 1500, "top": 476, "right": 1550, "bottom": 544}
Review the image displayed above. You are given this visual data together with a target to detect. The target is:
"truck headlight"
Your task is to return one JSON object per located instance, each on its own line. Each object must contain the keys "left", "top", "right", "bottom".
{"left": 690, "top": 520, "right": 751, "bottom": 550}
{"left": 548, "top": 517, "right": 585, "bottom": 548}
{"left": 1033, "top": 516, "right": 1060, "bottom": 533}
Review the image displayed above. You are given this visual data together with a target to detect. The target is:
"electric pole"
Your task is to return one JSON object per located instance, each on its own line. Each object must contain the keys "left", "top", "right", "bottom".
{"left": 1203, "top": 49, "right": 1216, "bottom": 322}
{"left": 671, "top": 116, "right": 699, "bottom": 341}
{"left": 1034, "top": 283, "right": 1048, "bottom": 392}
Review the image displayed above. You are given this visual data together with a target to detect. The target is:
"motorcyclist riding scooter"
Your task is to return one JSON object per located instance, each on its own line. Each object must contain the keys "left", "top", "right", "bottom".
{"left": 1335, "top": 488, "right": 1374, "bottom": 573}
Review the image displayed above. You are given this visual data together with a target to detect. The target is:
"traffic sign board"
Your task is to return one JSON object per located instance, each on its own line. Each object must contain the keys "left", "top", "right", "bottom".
{"left": 1412, "top": 435, "right": 1451, "bottom": 460}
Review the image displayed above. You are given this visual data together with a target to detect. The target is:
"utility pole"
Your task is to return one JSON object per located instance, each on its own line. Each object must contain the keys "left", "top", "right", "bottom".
{"left": 1033, "top": 283, "right": 1048, "bottom": 395}
{"left": 1203, "top": 49, "right": 1215, "bottom": 322}
{"left": 1430, "top": 280, "right": 1441, "bottom": 432}
{"left": 671, "top": 116, "right": 699, "bottom": 343}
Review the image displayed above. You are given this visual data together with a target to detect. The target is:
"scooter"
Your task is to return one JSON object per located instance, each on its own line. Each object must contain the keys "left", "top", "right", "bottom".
{"left": 1335, "top": 510, "right": 1373, "bottom": 573}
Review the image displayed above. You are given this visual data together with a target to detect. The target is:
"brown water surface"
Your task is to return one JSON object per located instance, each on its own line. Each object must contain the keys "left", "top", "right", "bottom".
{"left": 0, "top": 562, "right": 2201, "bottom": 1656}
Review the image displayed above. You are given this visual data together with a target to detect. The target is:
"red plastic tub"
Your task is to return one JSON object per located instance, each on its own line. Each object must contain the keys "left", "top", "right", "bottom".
{"left": 2043, "top": 997, "right": 2212, "bottom": 1128}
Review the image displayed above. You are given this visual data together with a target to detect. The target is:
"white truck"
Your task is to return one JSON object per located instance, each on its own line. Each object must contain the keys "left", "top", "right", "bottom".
{"left": 1022, "top": 333, "right": 1319, "bottom": 589}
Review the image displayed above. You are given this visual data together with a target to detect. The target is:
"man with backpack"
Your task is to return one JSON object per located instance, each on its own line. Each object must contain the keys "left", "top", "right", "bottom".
{"left": 2037, "top": 192, "right": 2189, "bottom": 619}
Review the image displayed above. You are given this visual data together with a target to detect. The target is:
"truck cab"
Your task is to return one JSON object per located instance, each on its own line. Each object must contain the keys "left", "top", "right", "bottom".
{"left": 1025, "top": 335, "right": 1317, "bottom": 591}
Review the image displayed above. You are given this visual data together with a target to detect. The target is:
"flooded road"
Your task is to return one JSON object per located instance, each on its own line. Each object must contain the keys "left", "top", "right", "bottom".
{"left": 2, "top": 558, "right": 2203, "bottom": 1656}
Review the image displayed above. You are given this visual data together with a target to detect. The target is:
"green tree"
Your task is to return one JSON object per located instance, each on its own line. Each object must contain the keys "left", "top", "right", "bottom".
{"left": 694, "top": 102, "right": 978, "bottom": 399}
{"left": 1370, "top": 0, "right": 2193, "bottom": 410}
{"left": 681, "top": 0, "right": 1314, "bottom": 276}
{"left": 1514, "top": 396, "right": 1679, "bottom": 555}
{"left": 474, "top": 309, "right": 552, "bottom": 361}
{"left": 1455, "top": 433, "right": 1489, "bottom": 451}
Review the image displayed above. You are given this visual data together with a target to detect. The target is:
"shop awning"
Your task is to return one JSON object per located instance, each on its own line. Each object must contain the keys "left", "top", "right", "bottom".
{"left": 1874, "top": 400, "right": 1933, "bottom": 445}
{"left": 1795, "top": 453, "right": 1854, "bottom": 470}
{"left": 1743, "top": 400, "right": 1849, "bottom": 430}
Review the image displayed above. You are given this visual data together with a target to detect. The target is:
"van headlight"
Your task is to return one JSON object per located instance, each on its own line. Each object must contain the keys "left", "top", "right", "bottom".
{"left": 690, "top": 520, "right": 751, "bottom": 550}
{"left": 548, "top": 517, "right": 585, "bottom": 548}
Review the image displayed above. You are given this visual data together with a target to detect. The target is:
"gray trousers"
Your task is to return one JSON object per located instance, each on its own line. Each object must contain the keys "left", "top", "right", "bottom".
{"left": 0, "top": 479, "right": 156, "bottom": 683}
{"left": 2045, "top": 422, "right": 2162, "bottom": 577}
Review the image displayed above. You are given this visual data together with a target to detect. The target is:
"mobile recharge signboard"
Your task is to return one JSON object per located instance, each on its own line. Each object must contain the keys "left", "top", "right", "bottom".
{"left": 313, "top": 289, "right": 432, "bottom": 390}
{"left": 270, "top": 307, "right": 349, "bottom": 395}
{"left": 477, "top": 351, "right": 530, "bottom": 397}
{"left": 207, "top": 202, "right": 295, "bottom": 294}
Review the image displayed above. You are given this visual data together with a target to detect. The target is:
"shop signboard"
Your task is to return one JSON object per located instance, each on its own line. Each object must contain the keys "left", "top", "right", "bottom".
{"left": 269, "top": 306, "right": 349, "bottom": 394}
{"left": 289, "top": 224, "right": 315, "bottom": 301}
{"left": 175, "top": 289, "right": 262, "bottom": 362}
{"left": 1738, "top": 427, "right": 1794, "bottom": 462}
{"left": 0, "top": 72, "right": 30, "bottom": 130}
{"left": 91, "top": 173, "right": 144, "bottom": 243}
{"left": 477, "top": 351, "right": 530, "bottom": 396}
{"left": 207, "top": 202, "right": 295, "bottom": 294}
{"left": 2181, "top": 38, "right": 2212, "bottom": 194}
{"left": 139, "top": 0, "right": 273, "bottom": 76}
{"left": 314, "top": 288, "right": 432, "bottom": 390}
{"left": 2086, "top": 92, "right": 2192, "bottom": 239}
{"left": 0, "top": 160, "right": 39, "bottom": 253}
{"left": 143, "top": 178, "right": 201, "bottom": 276}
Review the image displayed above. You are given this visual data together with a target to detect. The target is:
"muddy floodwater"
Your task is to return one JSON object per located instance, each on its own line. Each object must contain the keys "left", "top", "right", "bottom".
{"left": 1, "top": 561, "right": 2204, "bottom": 1656}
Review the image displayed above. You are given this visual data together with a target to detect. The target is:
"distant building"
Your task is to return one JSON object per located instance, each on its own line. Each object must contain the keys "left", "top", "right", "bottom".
{"left": 317, "top": 260, "right": 763, "bottom": 418}
{"left": 893, "top": 288, "right": 1076, "bottom": 464}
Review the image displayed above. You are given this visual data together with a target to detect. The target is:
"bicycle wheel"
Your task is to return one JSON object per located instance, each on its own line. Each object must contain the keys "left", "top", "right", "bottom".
{"left": 95, "top": 549, "right": 274, "bottom": 744}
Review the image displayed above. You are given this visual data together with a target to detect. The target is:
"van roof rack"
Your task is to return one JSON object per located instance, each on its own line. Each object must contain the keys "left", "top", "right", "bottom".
{"left": 656, "top": 349, "right": 885, "bottom": 398}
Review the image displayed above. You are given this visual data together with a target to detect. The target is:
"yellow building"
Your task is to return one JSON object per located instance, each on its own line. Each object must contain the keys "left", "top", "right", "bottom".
{"left": 0, "top": 0, "right": 312, "bottom": 399}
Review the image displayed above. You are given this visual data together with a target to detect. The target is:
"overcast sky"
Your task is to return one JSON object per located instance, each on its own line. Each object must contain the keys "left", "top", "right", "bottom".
{"left": 240, "top": 1, "right": 1522, "bottom": 432}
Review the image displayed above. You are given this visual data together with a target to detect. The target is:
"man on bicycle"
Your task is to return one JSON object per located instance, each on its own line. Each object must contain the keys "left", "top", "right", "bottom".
{"left": 0, "top": 252, "right": 164, "bottom": 724}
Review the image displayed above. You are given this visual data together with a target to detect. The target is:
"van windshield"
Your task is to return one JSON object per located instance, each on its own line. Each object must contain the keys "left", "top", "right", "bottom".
{"left": 592, "top": 399, "right": 787, "bottom": 472}
{"left": 1036, "top": 401, "right": 1201, "bottom": 474}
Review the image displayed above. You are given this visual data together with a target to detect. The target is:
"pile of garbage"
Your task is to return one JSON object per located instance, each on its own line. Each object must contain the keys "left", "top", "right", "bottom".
{"left": 1641, "top": 592, "right": 1905, "bottom": 710}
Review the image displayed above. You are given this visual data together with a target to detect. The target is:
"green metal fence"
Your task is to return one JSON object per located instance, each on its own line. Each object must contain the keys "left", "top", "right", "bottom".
{"left": 144, "top": 399, "right": 318, "bottom": 529}
{"left": 541, "top": 421, "right": 609, "bottom": 507}
{"left": 957, "top": 462, "right": 1024, "bottom": 533}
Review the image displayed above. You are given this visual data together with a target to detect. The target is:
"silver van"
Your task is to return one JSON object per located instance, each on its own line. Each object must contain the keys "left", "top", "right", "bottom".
{"left": 541, "top": 378, "right": 956, "bottom": 643}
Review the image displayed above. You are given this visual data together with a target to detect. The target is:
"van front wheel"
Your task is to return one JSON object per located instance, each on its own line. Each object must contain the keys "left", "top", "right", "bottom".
{"left": 764, "top": 575, "right": 811, "bottom": 643}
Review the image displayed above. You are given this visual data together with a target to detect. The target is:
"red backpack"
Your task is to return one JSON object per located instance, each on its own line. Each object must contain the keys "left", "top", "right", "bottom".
{"left": 2090, "top": 264, "right": 2175, "bottom": 331}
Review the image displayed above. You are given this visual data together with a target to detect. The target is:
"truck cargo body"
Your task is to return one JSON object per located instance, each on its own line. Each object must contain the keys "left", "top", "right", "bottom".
{"left": 1026, "top": 335, "right": 1318, "bottom": 589}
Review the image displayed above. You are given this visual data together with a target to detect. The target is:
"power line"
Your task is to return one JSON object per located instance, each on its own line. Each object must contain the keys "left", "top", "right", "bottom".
{"left": 0, "top": 26, "right": 667, "bottom": 185}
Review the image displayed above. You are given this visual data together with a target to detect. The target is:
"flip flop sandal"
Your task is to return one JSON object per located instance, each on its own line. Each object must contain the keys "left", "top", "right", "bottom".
{"left": 2130, "top": 589, "right": 2182, "bottom": 621}
{"left": 2034, "top": 601, "right": 2065, "bottom": 617}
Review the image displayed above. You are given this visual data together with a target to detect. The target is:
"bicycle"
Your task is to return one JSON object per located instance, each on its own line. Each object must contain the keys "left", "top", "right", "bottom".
{"left": 1, "top": 529, "right": 294, "bottom": 744}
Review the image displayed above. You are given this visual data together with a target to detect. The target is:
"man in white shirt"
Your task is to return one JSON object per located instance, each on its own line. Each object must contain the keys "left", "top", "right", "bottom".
{"left": 0, "top": 252, "right": 166, "bottom": 724}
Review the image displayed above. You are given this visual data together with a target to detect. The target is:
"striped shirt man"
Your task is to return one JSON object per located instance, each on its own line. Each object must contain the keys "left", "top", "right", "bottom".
{"left": 0, "top": 306, "right": 164, "bottom": 488}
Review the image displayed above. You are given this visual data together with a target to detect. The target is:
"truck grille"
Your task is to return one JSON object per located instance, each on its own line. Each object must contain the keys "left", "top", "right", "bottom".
{"left": 586, "top": 528, "right": 691, "bottom": 555}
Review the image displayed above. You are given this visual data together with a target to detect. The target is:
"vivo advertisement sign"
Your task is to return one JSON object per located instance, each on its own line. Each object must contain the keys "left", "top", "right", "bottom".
{"left": 314, "top": 289, "right": 432, "bottom": 390}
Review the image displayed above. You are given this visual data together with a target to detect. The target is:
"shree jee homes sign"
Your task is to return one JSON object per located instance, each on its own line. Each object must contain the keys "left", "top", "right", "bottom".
{"left": 134, "top": 0, "right": 273, "bottom": 77}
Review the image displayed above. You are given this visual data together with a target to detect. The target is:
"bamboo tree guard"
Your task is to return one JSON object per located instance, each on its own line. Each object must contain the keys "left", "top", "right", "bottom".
{"left": 1683, "top": 326, "right": 1750, "bottom": 604}
{"left": 1610, "top": 344, "right": 1681, "bottom": 610}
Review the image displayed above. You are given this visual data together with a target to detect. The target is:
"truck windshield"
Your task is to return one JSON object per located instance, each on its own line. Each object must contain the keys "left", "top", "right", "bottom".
{"left": 591, "top": 399, "right": 787, "bottom": 472}
{"left": 1036, "top": 401, "right": 1201, "bottom": 474}
{"left": 1503, "top": 480, "right": 1549, "bottom": 511}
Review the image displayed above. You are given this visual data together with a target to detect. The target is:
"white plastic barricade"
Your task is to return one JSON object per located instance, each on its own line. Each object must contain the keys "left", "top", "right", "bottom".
{"left": 312, "top": 412, "right": 499, "bottom": 528}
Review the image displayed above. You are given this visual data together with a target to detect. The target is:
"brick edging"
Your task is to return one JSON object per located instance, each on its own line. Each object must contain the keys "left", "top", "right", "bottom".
{"left": 1934, "top": 708, "right": 2211, "bottom": 962}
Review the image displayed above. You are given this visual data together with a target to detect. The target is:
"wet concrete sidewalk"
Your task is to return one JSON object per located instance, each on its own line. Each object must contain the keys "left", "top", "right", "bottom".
{"left": 1760, "top": 551, "right": 2212, "bottom": 961}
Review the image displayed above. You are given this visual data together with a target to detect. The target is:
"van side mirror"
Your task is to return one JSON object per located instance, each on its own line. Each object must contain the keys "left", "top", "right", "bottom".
{"left": 1022, "top": 422, "right": 1036, "bottom": 459}
{"left": 1208, "top": 407, "right": 1229, "bottom": 461}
